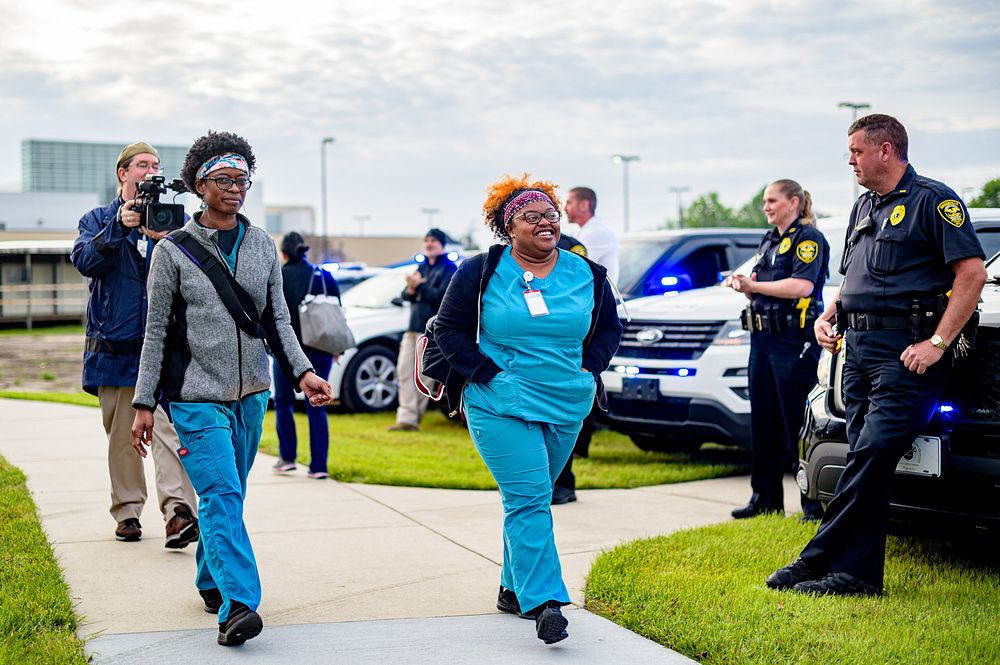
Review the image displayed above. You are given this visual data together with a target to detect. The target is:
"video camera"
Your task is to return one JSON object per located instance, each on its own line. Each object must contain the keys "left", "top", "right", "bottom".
{"left": 134, "top": 175, "right": 188, "bottom": 232}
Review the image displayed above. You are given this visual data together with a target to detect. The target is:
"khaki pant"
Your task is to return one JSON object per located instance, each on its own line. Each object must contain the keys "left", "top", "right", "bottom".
{"left": 394, "top": 331, "right": 430, "bottom": 426}
{"left": 99, "top": 386, "right": 197, "bottom": 523}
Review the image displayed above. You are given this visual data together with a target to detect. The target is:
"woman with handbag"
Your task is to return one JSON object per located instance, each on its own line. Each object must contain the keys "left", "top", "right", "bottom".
{"left": 272, "top": 231, "right": 341, "bottom": 478}
{"left": 434, "top": 173, "right": 622, "bottom": 645}
{"left": 130, "top": 131, "right": 333, "bottom": 647}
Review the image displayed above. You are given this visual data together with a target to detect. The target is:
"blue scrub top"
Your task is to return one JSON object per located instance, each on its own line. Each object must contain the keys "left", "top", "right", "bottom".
{"left": 466, "top": 247, "right": 595, "bottom": 425}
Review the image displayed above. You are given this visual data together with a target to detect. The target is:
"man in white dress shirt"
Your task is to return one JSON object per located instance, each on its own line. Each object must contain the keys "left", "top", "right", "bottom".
{"left": 565, "top": 187, "right": 619, "bottom": 285}
{"left": 553, "top": 187, "right": 620, "bottom": 505}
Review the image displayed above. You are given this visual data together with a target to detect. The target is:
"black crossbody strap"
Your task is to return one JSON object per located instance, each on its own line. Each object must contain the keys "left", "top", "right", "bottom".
{"left": 166, "top": 231, "right": 267, "bottom": 339}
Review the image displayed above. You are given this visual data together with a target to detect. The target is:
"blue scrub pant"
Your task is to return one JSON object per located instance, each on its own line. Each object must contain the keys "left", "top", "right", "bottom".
{"left": 170, "top": 392, "right": 268, "bottom": 623}
{"left": 273, "top": 347, "right": 333, "bottom": 473}
{"left": 465, "top": 402, "right": 580, "bottom": 615}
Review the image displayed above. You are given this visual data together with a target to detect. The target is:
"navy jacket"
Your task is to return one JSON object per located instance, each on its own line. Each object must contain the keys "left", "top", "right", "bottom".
{"left": 433, "top": 244, "right": 623, "bottom": 414}
{"left": 71, "top": 197, "right": 156, "bottom": 394}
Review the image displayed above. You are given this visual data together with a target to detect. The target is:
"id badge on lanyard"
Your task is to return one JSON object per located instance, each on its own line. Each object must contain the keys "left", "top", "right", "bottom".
{"left": 522, "top": 271, "right": 550, "bottom": 317}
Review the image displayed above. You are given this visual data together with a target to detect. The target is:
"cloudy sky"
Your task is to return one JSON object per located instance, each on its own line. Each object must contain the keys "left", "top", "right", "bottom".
{"left": 1, "top": 0, "right": 998, "bottom": 242}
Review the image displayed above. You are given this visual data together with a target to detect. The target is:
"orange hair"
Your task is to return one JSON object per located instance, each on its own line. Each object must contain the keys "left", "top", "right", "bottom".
{"left": 482, "top": 173, "right": 562, "bottom": 242}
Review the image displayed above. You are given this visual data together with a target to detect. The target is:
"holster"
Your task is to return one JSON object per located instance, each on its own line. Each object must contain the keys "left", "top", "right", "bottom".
{"left": 835, "top": 301, "right": 847, "bottom": 333}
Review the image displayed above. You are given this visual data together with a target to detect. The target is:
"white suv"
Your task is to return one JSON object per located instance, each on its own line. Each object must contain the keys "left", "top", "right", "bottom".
{"left": 602, "top": 218, "right": 848, "bottom": 452}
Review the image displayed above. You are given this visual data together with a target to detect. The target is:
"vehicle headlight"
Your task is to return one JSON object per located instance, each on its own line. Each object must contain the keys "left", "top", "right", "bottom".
{"left": 816, "top": 349, "right": 833, "bottom": 389}
{"left": 711, "top": 320, "right": 750, "bottom": 346}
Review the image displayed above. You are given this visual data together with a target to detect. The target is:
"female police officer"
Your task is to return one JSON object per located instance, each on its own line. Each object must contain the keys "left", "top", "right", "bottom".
{"left": 726, "top": 179, "right": 827, "bottom": 521}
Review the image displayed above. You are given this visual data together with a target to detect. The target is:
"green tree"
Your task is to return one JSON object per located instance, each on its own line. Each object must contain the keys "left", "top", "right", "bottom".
{"left": 680, "top": 192, "right": 736, "bottom": 228}
{"left": 969, "top": 178, "right": 1000, "bottom": 208}
{"left": 734, "top": 185, "right": 768, "bottom": 228}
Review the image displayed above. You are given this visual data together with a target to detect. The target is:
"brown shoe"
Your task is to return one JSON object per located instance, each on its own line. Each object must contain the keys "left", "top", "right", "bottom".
{"left": 165, "top": 507, "right": 199, "bottom": 550}
{"left": 386, "top": 423, "right": 419, "bottom": 432}
{"left": 115, "top": 518, "right": 142, "bottom": 542}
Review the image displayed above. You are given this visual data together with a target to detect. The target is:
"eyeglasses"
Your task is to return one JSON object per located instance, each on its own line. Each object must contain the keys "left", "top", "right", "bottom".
{"left": 514, "top": 210, "right": 561, "bottom": 224}
{"left": 203, "top": 176, "right": 252, "bottom": 191}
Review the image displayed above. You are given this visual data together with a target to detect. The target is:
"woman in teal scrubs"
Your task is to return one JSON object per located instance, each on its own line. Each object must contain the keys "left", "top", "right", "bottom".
{"left": 434, "top": 174, "right": 622, "bottom": 645}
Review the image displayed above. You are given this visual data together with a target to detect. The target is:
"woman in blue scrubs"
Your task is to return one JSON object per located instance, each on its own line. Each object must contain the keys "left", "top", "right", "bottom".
{"left": 434, "top": 174, "right": 622, "bottom": 645}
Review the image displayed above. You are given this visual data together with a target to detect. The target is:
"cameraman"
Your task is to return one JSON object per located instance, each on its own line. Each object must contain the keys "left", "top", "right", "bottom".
{"left": 71, "top": 142, "right": 198, "bottom": 548}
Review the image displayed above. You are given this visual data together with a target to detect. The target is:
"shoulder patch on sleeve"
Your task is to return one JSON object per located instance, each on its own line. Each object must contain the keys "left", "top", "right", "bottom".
{"left": 937, "top": 199, "right": 966, "bottom": 228}
{"left": 796, "top": 240, "right": 819, "bottom": 264}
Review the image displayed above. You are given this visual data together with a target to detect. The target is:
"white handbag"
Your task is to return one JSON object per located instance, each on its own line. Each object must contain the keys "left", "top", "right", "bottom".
{"left": 298, "top": 270, "right": 356, "bottom": 355}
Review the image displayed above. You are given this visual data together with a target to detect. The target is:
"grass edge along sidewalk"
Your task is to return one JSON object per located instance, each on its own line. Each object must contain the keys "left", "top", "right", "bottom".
{"left": 585, "top": 516, "right": 1000, "bottom": 664}
{"left": 0, "top": 392, "right": 748, "bottom": 490}
{"left": 0, "top": 454, "right": 88, "bottom": 665}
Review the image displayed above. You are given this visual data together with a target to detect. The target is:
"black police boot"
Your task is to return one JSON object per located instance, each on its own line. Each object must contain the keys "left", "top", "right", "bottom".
{"left": 766, "top": 558, "right": 820, "bottom": 590}
{"left": 551, "top": 484, "right": 577, "bottom": 505}
{"left": 793, "top": 571, "right": 881, "bottom": 597}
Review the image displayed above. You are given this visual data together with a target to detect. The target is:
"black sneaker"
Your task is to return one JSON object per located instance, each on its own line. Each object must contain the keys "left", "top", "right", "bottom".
{"left": 551, "top": 485, "right": 577, "bottom": 505}
{"left": 497, "top": 585, "right": 532, "bottom": 619}
{"left": 766, "top": 558, "right": 819, "bottom": 590}
{"left": 200, "top": 588, "right": 223, "bottom": 614}
{"left": 793, "top": 571, "right": 881, "bottom": 597}
{"left": 217, "top": 602, "right": 263, "bottom": 646}
{"left": 534, "top": 602, "right": 569, "bottom": 644}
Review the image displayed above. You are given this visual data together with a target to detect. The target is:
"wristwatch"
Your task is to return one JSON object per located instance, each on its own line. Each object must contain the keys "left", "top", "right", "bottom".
{"left": 929, "top": 334, "right": 948, "bottom": 350}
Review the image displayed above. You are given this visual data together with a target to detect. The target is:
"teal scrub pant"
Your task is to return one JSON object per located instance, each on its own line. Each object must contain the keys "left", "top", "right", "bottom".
{"left": 170, "top": 392, "right": 268, "bottom": 623}
{"left": 465, "top": 402, "right": 580, "bottom": 615}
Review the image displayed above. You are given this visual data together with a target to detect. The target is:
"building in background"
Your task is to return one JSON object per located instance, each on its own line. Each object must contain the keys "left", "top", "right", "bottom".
{"left": 22, "top": 139, "right": 188, "bottom": 204}
{"left": 265, "top": 206, "right": 315, "bottom": 236}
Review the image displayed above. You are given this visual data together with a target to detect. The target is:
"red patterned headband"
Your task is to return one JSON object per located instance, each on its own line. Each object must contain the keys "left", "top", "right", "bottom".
{"left": 503, "top": 190, "right": 555, "bottom": 226}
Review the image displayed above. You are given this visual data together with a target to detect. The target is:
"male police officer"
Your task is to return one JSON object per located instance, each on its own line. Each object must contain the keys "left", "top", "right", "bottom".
{"left": 766, "top": 114, "right": 987, "bottom": 595}
{"left": 71, "top": 142, "right": 199, "bottom": 546}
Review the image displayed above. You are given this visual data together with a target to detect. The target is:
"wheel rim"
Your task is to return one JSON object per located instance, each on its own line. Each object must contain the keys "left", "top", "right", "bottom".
{"left": 354, "top": 354, "right": 398, "bottom": 409}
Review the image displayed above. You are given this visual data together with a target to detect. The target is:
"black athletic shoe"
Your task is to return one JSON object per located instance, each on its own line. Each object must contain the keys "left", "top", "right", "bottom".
{"left": 793, "top": 571, "right": 881, "bottom": 597}
{"left": 217, "top": 602, "right": 263, "bottom": 646}
{"left": 731, "top": 502, "right": 783, "bottom": 519}
{"left": 200, "top": 588, "right": 223, "bottom": 614}
{"left": 497, "top": 586, "right": 521, "bottom": 615}
{"left": 551, "top": 485, "right": 577, "bottom": 505}
{"left": 534, "top": 603, "right": 569, "bottom": 645}
{"left": 766, "top": 558, "right": 819, "bottom": 590}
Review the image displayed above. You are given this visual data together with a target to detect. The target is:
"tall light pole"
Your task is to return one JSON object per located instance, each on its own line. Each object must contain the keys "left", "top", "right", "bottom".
{"left": 838, "top": 102, "right": 870, "bottom": 201}
{"left": 420, "top": 207, "right": 440, "bottom": 228}
{"left": 352, "top": 214, "right": 370, "bottom": 236}
{"left": 667, "top": 185, "right": 690, "bottom": 229}
{"left": 320, "top": 136, "right": 335, "bottom": 260}
{"left": 611, "top": 154, "right": 640, "bottom": 233}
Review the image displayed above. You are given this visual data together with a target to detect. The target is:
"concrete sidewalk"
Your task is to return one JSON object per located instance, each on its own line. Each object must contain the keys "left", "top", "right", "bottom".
{"left": 0, "top": 398, "right": 802, "bottom": 663}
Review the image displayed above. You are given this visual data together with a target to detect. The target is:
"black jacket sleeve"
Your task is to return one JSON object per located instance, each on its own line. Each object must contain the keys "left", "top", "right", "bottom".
{"left": 417, "top": 261, "right": 457, "bottom": 308}
{"left": 582, "top": 279, "right": 623, "bottom": 381}
{"left": 433, "top": 256, "right": 502, "bottom": 384}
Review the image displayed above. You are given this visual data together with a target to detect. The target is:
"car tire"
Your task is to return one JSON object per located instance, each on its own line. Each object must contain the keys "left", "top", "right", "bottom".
{"left": 341, "top": 344, "right": 399, "bottom": 413}
{"left": 629, "top": 433, "right": 702, "bottom": 454}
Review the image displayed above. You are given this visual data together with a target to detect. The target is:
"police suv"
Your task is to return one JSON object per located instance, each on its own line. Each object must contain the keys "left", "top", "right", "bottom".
{"left": 798, "top": 209, "right": 1000, "bottom": 525}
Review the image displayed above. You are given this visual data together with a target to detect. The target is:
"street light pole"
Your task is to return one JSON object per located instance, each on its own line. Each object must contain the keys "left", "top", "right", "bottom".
{"left": 838, "top": 102, "right": 870, "bottom": 202}
{"left": 611, "top": 154, "right": 640, "bottom": 233}
{"left": 420, "top": 207, "right": 440, "bottom": 228}
{"left": 667, "top": 185, "right": 690, "bottom": 229}
{"left": 320, "top": 137, "right": 335, "bottom": 261}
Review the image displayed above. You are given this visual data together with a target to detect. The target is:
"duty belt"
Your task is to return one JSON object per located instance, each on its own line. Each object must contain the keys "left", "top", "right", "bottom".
{"left": 846, "top": 313, "right": 911, "bottom": 331}
{"left": 85, "top": 337, "right": 143, "bottom": 355}
{"left": 741, "top": 309, "right": 813, "bottom": 334}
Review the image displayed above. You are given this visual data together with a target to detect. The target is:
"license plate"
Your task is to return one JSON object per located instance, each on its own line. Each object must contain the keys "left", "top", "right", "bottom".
{"left": 895, "top": 436, "right": 941, "bottom": 477}
{"left": 622, "top": 377, "right": 659, "bottom": 402}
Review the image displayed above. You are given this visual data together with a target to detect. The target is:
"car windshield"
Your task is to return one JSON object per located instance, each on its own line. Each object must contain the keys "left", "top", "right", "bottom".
{"left": 729, "top": 221, "right": 848, "bottom": 287}
{"left": 340, "top": 267, "right": 410, "bottom": 308}
{"left": 977, "top": 229, "right": 1000, "bottom": 269}
{"left": 617, "top": 238, "right": 679, "bottom": 293}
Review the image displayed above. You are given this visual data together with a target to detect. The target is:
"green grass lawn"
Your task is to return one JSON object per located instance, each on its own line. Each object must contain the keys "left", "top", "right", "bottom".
{"left": 0, "top": 325, "right": 85, "bottom": 337}
{"left": 258, "top": 409, "right": 748, "bottom": 490}
{"left": 0, "top": 391, "right": 748, "bottom": 490}
{"left": 585, "top": 516, "right": 1000, "bottom": 664}
{"left": 0, "top": 455, "right": 88, "bottom": 664}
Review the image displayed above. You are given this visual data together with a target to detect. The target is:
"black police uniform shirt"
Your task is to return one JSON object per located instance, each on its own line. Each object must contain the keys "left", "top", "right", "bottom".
{"left": 839, "top": 165, "right": 985, "bottom": 315}
{"left": 751, "top": 217, "right": 829, "bottom": 326}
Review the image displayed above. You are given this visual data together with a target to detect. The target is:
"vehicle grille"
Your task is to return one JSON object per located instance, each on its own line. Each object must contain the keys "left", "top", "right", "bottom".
{"left": 616, "top": 320, "right": 725, "bottom": 360}
{"left": 946, "top": 327, "right": 1000, "bottom": 426}
{"left": 607, "top": 394, "right": 692, "bottom": 422}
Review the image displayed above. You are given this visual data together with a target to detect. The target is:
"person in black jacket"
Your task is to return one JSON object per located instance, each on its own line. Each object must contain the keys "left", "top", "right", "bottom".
{"left": 388, "top": 228, "right": 458, "bottom": 431}
{"left": 434, "top": 174, "right": 622, "bottom": 645}
{"left": 271, "top": 232, "right": 341, "bottom": 478}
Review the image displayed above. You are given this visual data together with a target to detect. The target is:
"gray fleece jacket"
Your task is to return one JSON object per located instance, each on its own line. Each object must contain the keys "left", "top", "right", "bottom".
{"left": 133, "top": 215, "right": 312, "bottom": 410}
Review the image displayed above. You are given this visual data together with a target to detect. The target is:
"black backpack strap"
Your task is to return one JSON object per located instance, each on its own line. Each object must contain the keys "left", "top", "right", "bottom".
{"left": 166, "top": 230, "right": 267, "bottom": 339}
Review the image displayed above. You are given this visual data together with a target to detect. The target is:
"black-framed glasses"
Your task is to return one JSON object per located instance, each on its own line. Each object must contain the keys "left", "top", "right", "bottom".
{"left": 203, "top": 176, "right": 252, "bottom": 191}
{"left": 515, "top": 209, "right": 561, "bottom": 224}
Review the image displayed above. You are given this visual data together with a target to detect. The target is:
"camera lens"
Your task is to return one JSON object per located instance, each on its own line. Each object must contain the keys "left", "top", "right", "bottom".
{"left": 155, "top": 209, "right": 171, "bottom": 224}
